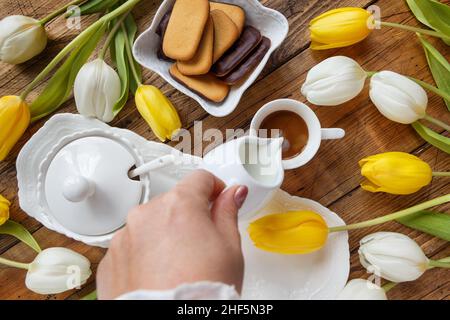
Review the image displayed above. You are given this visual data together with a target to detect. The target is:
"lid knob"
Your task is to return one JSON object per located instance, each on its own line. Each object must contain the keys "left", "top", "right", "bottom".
{"left": 62, "top": 175, "right": 95, "bottom": 203}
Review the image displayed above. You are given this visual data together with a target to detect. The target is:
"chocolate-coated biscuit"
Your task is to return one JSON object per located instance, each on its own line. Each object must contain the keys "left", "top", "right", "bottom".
{"left": 170, "top": 64, "right": 230, "bottom": 103}
{"left": 177, "top": 17, "right": 214, "bottom": 75}
{"left": 163, "top": 0, "right": 210, "bottom": 61}
{"left": 156, "top": 11, "right": 171, "bottom": 37}
{"left": 156, "top": 12, "right": 173, "bottom": 61}
{"left": 210, "top": 2, "right": 245, "bottom": 34}
{"left": 211, "top": 10, "right": 240, "bottom": 63}
{"left": 212, "top": 26, "right": 262, "bottom": 77}
{"left": 221, "top": 37, "right": 271, "bottom": 85}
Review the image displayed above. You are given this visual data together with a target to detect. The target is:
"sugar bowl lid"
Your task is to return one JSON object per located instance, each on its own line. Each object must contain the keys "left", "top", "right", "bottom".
{"left": 38, "top": 129, "right": 149, "bottom": 236}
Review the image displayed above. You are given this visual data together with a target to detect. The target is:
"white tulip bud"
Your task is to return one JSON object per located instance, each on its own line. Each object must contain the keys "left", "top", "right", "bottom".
{"left": 359, "top": 232, "right": 429, "bottom": 283}
{"left": 25, "top": 248, "right": 92, "bottom": 295}
{"left": 74, "top": 59, "right": 121, "bottom": 123}
{"left": 301, "top": 56, "right": 367, "bottom": 106}
{"left": 0, "top": 15, "right": 47, "bottom": 64}
{"left": 370, "top": 71, "right": 428, "bottom": 124}
{"left": 337, "top": 279, "right": 387, "bottom": 300}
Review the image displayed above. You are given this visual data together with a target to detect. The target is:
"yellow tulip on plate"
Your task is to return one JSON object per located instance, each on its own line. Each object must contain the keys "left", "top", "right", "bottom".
{"left": 309, "top": 7, "right": 373, "bottom": 50}
{"left": 0, "top": 95, "right": 30, "bottom": 161}
{"left": 359, "top": 152, "right": 432, "bottom": 195}
{"left": 248, "top": 210, "right": 329, "bottom": 255}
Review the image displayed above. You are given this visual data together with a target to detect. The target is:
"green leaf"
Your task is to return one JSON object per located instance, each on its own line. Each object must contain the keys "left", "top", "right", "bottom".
{"left": 406, "top": 0, "right": 450, "bottom": 45}
{"left": 0, "top": 220, "right": 41, "bottom": 253}
{"left": 68, "top": 0, "right": 120, "bottom": 17}
{"left": 412, "top": 121, "right": 450, "bottom": 154}
{"left": 397, "top": 210, "right": 450, "bottom": 241}
{"left": 124, "top": 14, "right": 141, "bottom": 93}
{"left": 418, "top": 35, "right": 450, "bottom": 110}
{"left": 109, "top": 13, "right": 141, "bottom": 116}
{"left": 30, "top": 23, "right": 107, "bottom": 121}
{"left": 111, "top": 24, "right": 130, "bottom": 115}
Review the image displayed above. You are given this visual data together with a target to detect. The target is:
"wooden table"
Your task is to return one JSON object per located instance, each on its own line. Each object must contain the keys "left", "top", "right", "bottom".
{"left": 0, "top": 0, "right": 449, "bottom": 300}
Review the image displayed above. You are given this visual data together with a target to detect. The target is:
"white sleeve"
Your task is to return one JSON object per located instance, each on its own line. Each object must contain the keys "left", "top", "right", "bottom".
{"left": 116, "top": 281, "right": 240, "bottom": 300}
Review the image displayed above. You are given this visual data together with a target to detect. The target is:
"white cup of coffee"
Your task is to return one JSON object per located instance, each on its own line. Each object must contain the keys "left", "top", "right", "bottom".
{"left": 249, "top": 99, "right": 345, "bottom": 170}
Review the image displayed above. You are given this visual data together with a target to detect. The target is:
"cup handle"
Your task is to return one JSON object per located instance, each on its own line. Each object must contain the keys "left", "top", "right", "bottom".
{"left": 321, "top": 128, "right": 345, "bottom": 140}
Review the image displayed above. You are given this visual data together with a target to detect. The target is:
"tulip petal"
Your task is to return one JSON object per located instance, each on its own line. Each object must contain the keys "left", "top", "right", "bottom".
{"left": 0, "top": 96, "right": 30, "bottom": 160}
{"left": 309, "top": 7, "right": 373, "bottom": 50}
{"left": 135, "top": 85, "right": 181, "bottom": 142}
{"left": 248, "top": 211, "right": 329, "bottom": 255}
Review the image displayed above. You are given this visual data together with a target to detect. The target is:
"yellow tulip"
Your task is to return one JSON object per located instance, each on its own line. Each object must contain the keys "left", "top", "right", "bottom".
{"left": 309, "top": 7, "right": 373, "bottom": 50}
{"left": 0, "top": 95, "right": 30, "bottom": 160}
{"left": 359, "top": 152, "right": 432, "bottom": 195}
{"left": 248, "top": 211, "right": 329, "bottom": 255}
{"left": 0, "top": 195, "right": 10, "bottom": 226}
{"left": 135, "top": 85, "right": 181, "bottom": 142}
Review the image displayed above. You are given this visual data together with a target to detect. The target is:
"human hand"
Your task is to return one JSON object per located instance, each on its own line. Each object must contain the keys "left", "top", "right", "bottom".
{"left": 96, "top": 170, "right": 248, "bottom": 299}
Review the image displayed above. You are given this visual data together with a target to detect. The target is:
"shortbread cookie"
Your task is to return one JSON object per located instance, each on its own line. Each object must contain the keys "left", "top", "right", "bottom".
{"left": 210, "top": 2, "right": 245, "bottom": 34}
{"left": 212, "top": 26, "right": 262, "bottom": 77}
{"left": 177, "top": 17, "right": 214, "bottom": 75}
{"left": 221, "top": 37, "right": 271, "bottom": 85}
{"left": 163, "top": 0, "right": 210, "bottom": 61}
{"left": 211, "top": 10, "right": 240, "bottom": 63}
{"left": 170, "top": 64, "right": 230, "bottom": 103}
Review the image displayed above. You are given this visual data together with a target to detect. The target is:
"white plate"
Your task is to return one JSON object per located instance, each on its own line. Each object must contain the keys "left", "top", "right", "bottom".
{"left": 133, "top": 0, "right": 289, "bottom": 117}
{"left": 240, "top": 189, "right": 350, "bottom": 299}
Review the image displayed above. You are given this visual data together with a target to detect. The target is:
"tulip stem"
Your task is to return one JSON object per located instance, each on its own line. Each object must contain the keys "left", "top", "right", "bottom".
{"left": 380, "top": 21, "right": 450, "bottom": 42}
{"left": 423, "top": 114, "right": 450, "bottom": 132}
{"left": 328, "top": 194, "right": 450, "bottom": 232}
{"left": 409, "top": 77, "right": 450, "bottom": 104}
{"left": 81, "top": 290, "right": 97, "bottom": 300}
{"left": 0, "top": 256, "right": 29, "bottom": 270}
{"left": 382, "top": 282, "right": 397, "bottom": 293}
{"left": 20, "top": 0, "right": 142, "bottom": 101}
{"left": 121, "top": 23, "right": 142, "bottom": 86}
{"left": 98, "top": 12, "right": 130, "bottom": 60}
{"left": 432, "top": 171, "right": 450, "bottom": 177}
{"left": 428, "top": 260, "right": 450, "bottom": 269}
{"left": 39, "top": 0, "right": 87, "bottom": 25}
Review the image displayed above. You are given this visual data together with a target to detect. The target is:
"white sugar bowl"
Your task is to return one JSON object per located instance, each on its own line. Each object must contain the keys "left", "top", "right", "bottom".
{"left": 36, "top": 129, "right": 151, "bottom": 237}
{"left": 17, "top": 114, "right": 199, "bottom": 247}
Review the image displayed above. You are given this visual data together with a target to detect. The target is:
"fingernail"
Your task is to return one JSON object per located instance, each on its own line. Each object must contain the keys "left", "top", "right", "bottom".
{"left": 234, "top": 186, "right": 248, "bottom": 209}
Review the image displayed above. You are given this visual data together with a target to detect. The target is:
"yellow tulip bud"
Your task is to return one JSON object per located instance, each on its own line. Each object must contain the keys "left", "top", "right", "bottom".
{"left": 0, "top": 194, "right": 10, "bottom": 226}
{"left": 248, "top": 211, "right": 329, "bottom": 255}
{"left": 359, "top": 152, "right": 432, "bottom": 195}
{"left": 309, "top": 7, "right": 373, "bottom": 50}
{"left": 0, "top": 95, "right": 30, "bottom": 160}
{"left": 135, "top": 85, "right": 181, "bottom": 142}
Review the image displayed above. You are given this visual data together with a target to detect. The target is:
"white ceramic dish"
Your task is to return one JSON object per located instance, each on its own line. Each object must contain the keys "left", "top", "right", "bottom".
{"left": 133, "top": 0, "right": 289, "bottom": 117}
{"left": 239, "top": 189, "right": 350, "bottom": 300}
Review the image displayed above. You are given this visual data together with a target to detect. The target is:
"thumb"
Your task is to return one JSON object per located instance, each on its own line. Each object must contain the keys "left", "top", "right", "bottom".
{"left": 211, "top": 185, "right": 248, "bottom": 245}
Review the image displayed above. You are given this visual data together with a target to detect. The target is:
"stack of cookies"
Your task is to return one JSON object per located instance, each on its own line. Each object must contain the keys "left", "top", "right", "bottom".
{"left": 157, "top": 0, "right": 271, "bottom": 103}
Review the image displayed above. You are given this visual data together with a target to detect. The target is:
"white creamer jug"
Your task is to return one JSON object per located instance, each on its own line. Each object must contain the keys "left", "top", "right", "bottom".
{"left": 202, "top": 135, "right": 284, "bottom": 218}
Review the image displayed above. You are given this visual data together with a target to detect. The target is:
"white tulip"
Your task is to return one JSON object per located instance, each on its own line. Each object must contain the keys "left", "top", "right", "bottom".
{"left": 0, "top": 15, "right": 47, "bottom": 64}
{"left": 359, "top": 232, "right": 429, "bottom": 283}
{"left": 370, "top": 71, "right": 428, "bottom": 124}
{"left": 337, "top": 279, "right": 387, "bottom": 300}
{"left": 74, "top": 58, "right": 121, "bottom": 123}
{"left": 25, "top": 248, "right": 92, "bottom": 295}
{"left": 301, "top": 56, "right": 367, "bottom": 106}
